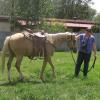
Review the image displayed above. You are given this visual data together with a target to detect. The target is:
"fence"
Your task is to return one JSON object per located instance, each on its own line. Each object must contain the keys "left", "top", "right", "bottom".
{"left": 94, "top": 33, "right": 100, "bottom": 51}
{"left": 0, "top": 31, "right": 11, "bottom": 50}
{"left": 0, "top": 32, "right": 100, "bottom": 51}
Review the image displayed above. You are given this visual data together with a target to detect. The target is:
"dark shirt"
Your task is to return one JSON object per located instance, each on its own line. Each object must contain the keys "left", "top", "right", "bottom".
{"left": 78, "top": 33, "right": 95, "bottom": 54}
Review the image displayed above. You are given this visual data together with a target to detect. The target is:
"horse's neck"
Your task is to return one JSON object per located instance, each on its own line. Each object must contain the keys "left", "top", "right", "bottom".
{"left": 52, "top": 33, "right": 67, "bottom": 47}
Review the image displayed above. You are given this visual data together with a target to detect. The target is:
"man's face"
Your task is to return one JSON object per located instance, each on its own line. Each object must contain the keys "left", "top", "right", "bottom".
{"left": 86, "top": 31, "right": 91, "bottom": 35}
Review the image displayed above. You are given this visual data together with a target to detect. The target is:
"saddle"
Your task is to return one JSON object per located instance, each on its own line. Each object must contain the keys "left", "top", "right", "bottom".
{"left": 25, "top": 28, "right": 45, "bottom": 37}
{"left": 23, "top": 31, "right": 47, "bottom": 59}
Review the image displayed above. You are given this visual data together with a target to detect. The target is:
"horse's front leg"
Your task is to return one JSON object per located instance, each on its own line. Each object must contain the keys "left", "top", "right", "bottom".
{"left": 40, "top": 58, "right": 47, "bottom": 81}
{"left": 15, "top": 55, "right": 24, "bottom": 81}
{"left": 48, "top": 57, "right": 56, "bottom": 79}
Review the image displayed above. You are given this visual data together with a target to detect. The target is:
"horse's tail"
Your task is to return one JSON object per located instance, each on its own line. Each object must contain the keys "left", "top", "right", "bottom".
{"left": 1, "top": 36, "right": 10, "bottom": 75}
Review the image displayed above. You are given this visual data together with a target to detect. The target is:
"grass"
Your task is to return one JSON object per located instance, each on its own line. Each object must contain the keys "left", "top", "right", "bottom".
{"left": 0, "top": 52, "right": 100, "bottom": 100}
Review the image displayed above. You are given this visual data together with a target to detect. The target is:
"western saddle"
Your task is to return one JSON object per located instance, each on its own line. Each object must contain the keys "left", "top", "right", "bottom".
{"left": 23, "top": 29, "right": 47, "bottom": 59}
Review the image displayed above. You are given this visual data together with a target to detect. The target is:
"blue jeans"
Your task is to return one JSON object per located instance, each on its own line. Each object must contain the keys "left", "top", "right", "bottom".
{"left": 74, "top": 52, "right": 91, "bottom": 76}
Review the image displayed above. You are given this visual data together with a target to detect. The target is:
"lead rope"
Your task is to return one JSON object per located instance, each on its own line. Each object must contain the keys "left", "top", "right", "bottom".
{"left": 70, "top": 50, "right": 76, "bottom": 65}
{"left": 87, "top": 56, "right": 96, "bottom": 72}
{"left": 70, "top": 49, "right": 96, "bottom": 73}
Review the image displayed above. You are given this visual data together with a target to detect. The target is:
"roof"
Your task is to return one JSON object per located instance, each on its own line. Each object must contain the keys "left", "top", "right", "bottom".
{"left": 44, "top": 18, "right": 95, "bottom": 24}
{"left": 0, "top": 16, "right": 10, "bottom": 22}
{"left": 44, "top": 18, "right": 95, "bottom": 28}
{"left": 64, "top": 23, "right": 94, "bottom": 28}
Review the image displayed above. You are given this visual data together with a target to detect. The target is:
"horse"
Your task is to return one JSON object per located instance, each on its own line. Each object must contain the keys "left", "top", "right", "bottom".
{"left": 1, "top": 31, "right": 76, "bottom": 82}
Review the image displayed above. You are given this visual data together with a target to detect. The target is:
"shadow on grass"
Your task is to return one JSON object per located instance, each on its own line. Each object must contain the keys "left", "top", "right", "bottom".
{"left": 0, "top": 79, "right": 44, "bottom": 86}
{"left": 0, "top": 78, "right": 61, "bottom": 86}
{"left": 0, "top": 74, "right": 84, "bottom": 86}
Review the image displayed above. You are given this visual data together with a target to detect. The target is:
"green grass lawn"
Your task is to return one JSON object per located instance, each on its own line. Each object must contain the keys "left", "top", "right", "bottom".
{"left": 0, "top": 52, "right": 100, "bottom": 100}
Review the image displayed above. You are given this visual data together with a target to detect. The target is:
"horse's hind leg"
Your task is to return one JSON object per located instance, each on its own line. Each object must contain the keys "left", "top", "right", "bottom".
{"left": 15, "top": 56, "right": 24, "bottom": 81}
{"left": 40, "top": 58, "right": 47, "bottom": 81}
{"left": 7, "top": 55, "right": 14, "bottom": 82}
{"left": 48, "top": 57, "right": 56, "bottom": 79}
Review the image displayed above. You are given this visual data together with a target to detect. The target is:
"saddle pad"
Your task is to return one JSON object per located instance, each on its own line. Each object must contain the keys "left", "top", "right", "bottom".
{"left": 34, "top": 32, "right": 45, "bottom": 37}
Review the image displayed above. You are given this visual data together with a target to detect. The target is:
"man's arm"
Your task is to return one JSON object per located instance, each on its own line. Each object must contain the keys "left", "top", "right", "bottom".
{"left": 93, "top": 42, "right": 97, "bottom": 58}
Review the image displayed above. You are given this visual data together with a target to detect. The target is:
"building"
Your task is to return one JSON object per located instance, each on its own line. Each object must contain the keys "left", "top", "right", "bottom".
{"left": 0, "top": 16, "right": 10, "bottom": 32}
{"left": 0, "top": 16, "right": 11, "bottom": 50}
{"left": 44, "top": 18, "right": 95, "bottom": 32}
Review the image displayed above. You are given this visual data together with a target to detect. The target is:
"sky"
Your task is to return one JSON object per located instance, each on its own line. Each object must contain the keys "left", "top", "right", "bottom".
{"left": 91, "top": 0, "right": 100, "bottom": 13}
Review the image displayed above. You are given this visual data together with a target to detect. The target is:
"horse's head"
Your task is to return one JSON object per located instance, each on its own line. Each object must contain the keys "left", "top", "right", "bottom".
{"left": 66, "top": 33, "right": 77, "bottom": 53}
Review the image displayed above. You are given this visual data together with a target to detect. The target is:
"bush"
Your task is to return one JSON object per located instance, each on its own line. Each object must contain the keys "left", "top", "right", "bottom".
{"left": 92, "top": 25, "right": 100, "bottom": 33}
{"left": 36, "top": 22, "right": 67, "bottom": 33}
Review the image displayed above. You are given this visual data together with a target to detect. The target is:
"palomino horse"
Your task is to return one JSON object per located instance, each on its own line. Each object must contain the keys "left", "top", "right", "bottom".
{"left": 1, "top": 31, "right": 76, "bottom": 82}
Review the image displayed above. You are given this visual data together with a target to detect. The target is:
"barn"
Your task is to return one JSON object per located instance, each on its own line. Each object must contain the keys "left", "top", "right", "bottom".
{"left": 44, "top": 18, "right": 95, "bottom": 32}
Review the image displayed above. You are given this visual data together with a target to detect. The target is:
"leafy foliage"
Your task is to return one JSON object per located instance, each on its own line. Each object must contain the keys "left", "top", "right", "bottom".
{"left": 0, "top": 0, "right": 96, "bottom": 20}
{"left": 53, "top": 0, "right": 96, "bottom": 20}
{"left": 92, "top": 13, "right": 100, "bottom": 33}
{"left": 92, "top": 25, "right": 100, "bottom": 33}
{"left": 37, "top": 22, "right": 67, "bottom": 33}
{"left": 93, "top": 13, "right": 100, "bottom": 23}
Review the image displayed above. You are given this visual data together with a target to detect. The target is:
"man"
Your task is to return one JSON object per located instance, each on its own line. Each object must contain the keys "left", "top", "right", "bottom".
{"left": 74, "top": 28, "right": 96, "bottom": 77}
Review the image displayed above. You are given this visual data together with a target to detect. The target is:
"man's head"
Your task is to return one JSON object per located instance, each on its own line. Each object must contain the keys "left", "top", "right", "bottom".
{"left": 85, "top": 28, "right": 92, "bottom": 35}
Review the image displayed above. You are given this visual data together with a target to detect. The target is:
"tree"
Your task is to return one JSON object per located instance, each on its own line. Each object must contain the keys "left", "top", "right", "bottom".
{"left": 39, "top": 0, "right": 55, "bottom": 18}
{"left": 0, "top": 0, "right": 11, "bottom": 15}
{"left": 93, "top": 13, "right": 100, "bottom": 23}
{"left": 0, "top": 0, "right": 96, "bottom": 21}
{"left": 53, "top": 0, "right": 96, "bottom": 20}
{"left": 92, "top": 13, "right": 100, "bottom": 33}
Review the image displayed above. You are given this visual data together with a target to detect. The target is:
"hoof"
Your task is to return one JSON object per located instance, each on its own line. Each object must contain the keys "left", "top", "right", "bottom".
{"left": 8, "top": 80, "right": 12, "bottom": 84}
{"left": 40, "top": 76, "right": 45, "bottom": 82}
{"left": 53, "top": 74, "right": 56, "bottom": 79}
{"left": 19, "top": 77, "right": 25, "bottom": 82}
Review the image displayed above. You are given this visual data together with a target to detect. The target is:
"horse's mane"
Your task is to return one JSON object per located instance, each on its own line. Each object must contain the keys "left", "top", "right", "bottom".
{"left": 46, "top": 32, "right": 74, "bottom": 44}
